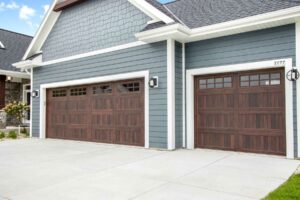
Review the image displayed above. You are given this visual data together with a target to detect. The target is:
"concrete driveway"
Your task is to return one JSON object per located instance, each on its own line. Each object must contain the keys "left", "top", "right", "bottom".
{"left": 0, "top": 139, "right": 299, "bottom": 200}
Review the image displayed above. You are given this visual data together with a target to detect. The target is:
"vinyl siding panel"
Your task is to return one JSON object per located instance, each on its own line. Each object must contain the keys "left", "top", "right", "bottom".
{"left": 32, "top": 42, "right": 168, "bottom": 149}
{"left": 42, "top": 0, "right": 150, "bottom": 61}
{"left": 186, "top": 24, "right": 297, "bottom": 156}
{"left": 175, "top": 42, "right": 183, "bottom": 148}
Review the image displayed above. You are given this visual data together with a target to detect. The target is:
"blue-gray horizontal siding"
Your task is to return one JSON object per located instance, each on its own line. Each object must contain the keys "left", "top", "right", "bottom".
{"left": 42, "top": 0, "right": 150, "bottom": 61}
{"left": 175, "top": 42, "right": 183, "bottom": 148}
{"left": 186, "top": 24, "right": 297, "bottom": 156}
{"left": 33, "top": 42, "right": 168, "bottom": 148}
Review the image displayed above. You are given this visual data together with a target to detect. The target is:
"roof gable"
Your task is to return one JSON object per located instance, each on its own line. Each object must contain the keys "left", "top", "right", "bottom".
{"left": 0, "top": 29, "right": 32, "bottom": 72}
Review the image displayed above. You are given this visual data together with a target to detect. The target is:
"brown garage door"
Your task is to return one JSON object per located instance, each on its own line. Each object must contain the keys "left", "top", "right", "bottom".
{"left": 195, "top": 68, "right": 286, "bottom": 155}
{"left": 46, "top": 79, "right": 145, "bottom": 146}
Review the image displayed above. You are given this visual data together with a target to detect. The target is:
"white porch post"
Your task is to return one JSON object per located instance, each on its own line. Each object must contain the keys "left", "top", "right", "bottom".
{"left": 167, "top": 39, "right": 176, "bottom": 150}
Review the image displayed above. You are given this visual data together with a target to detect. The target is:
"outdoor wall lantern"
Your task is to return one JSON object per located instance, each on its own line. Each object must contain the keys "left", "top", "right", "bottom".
{"left": 149, "top": 76, "right": 159, "bottom": 88}
{"left": 5, "top": 76, "right": 12, "bottom": 82}
{"left": 286, "top": 67, "right": 300, "bottom": 81}
{"left": 32, "top": 90, "right": 39, "bottom": 98}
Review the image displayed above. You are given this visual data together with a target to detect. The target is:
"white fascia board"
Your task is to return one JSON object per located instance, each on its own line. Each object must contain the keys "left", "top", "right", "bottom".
{"left": 0, "top": 69, "right": 30, "bottom": 79}
{"left": 136, "top": 6, "right": 300, "bottom": 43}
{"left": 128, "top": 0, "right": 174, "bottom": 24}
{"left": 135, "top": 24, "right": 190, "bottom": 43}
{"left": 12, "top": 60, "right": 40, "bottom": 70}
{"left": 22, "top": 0, "right": 61, "bottom": 60}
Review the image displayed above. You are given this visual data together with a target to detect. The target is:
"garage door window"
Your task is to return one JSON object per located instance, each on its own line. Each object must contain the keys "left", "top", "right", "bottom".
{"left": 93, "top": 85, "right": 112, "bottom": 94}
{"left": 199, "top": 77, "right": 232, "bottom": 89}
{"left": 240, "top": 72, "right": 281, "bottom": 87}
{"left": 52, "top": 90, "right": 67, "bottom": 97}
{"left": 117, "top": 82, "right": 140, "bottom": 93}
{"left": 70, "top": 88, "right": 87, "bottom": 96}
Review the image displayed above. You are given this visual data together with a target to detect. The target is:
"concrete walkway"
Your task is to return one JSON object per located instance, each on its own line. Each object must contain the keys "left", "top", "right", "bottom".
{"left": 0, "top": 139, "right": 299, "bottom": 200}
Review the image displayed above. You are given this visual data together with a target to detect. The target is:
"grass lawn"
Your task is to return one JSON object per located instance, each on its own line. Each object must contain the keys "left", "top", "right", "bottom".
{"left": 263, "top": 173, "right": 300, "bottom": 200}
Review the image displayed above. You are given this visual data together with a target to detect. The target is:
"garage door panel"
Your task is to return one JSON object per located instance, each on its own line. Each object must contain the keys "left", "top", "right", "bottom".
{"left": 92, "top": 129, "right": 114, "bottom": 143}
{"left": 46, "top": 79, "right": 145, "bottom": 147}
{"left": 115, "top": 111, "right": 144, "bottom": 127}
{"left": 197, "top": 94, "right": 235, "bottom": 110}
{"left": 91, "top": 97, "right": 113, "bottom": 110}
{"left": 91, "top": 112, "right": 114, "bottom": 127}
{"left": 66, "top": 127, "right": 88, "bottom": 141}
{"left": 195, "top": 68, "right": 286, "bottom": 155}
{"left": 198, "top": 113, "right": 235, "bottom": 129}
{"left": 238, "top": 113, "right": 285, "bottom": 130}
{"left": 115, "top": 128, "right": 144, "bottom": 146}
{"left": 197, "top": 131, "right": 235, "bottom": 150}
{"left": 237, "top": 135, "right": 286, "bottom": 155}
{"left": 238, "top": 92, "right": 285, "bottom": 108}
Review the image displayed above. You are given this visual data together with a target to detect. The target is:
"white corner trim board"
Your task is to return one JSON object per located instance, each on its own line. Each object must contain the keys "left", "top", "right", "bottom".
{"left": 167, "top": 39, "right": 175, "bottom": 150}
{"left": 296, "top": 22, "right": 300, "bottom": 158}
{"left": 186, "top": 58, "right": 295, "bottom": 159}
{"left": 39, "top": 71, "right": 150, "bottom": 148}
{"left": 182, "top": 43, "right": 186, "bottom": 148}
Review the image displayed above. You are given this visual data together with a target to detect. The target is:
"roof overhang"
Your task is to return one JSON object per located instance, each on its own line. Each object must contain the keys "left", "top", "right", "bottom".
{"left": 54, "top": 0, "right": 85, "bottom": 11}
{"left": 0, "top": 69, "right": 30, "bottom": 79}
{"left": 128, "top": 0, "right": 174, "bottom": 24}
{"left": 136, "top": 5, "right": 300, "bottom": 43}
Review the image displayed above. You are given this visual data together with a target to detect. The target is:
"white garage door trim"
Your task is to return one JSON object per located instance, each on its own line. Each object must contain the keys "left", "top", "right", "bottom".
{"left": 186, "top": 58, "right": 295, "bottom": 159}
{"left": 39, "top": 70, "right": 150, "bottom": 148}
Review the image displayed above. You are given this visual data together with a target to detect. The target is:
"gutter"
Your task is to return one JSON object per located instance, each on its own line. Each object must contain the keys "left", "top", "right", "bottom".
{"left": 136, "top": 5, "right": 300, "bottom": 43}
{"left": 0, "top": 69, "right": 30, "bottom": 79}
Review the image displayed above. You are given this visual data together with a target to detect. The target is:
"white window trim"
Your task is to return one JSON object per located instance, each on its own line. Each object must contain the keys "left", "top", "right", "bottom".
{"left": 167, "top": 39, "right": 175, "bottom": 150}
{"left": 296, "top": 22, "right": 300, "bottom": 158}
{"left": 39, "top": 71, "right": 150, "bottom": 148}
{"left": 186, "top": 58, "right": 295, "bottom": 159}
{"left": 22, "top": 84, "right": 31, "bottom": 124}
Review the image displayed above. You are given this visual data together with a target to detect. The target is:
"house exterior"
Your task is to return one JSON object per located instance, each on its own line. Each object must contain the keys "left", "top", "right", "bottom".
{"left": 0, "top": 29, "right": 32, "bottom": 127}
{"left": 14, "top": 0, "right": 300, "bottom": 159}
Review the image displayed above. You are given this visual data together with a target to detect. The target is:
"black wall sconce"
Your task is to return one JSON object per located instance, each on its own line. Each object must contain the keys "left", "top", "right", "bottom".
{"left": 32, "top": 90, "right": 39, "bottom": 98}
{"left": 286, "top": 67, "right": 300, "bottom": 81}
{"left": 149, "top": 76, "right": 159, "bottom": 88}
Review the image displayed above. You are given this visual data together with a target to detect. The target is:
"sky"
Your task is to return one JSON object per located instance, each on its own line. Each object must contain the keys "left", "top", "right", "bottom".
{"left": 0, "top": 0, "right": 52, "bottom": 36}
{"left": 0, "top": 0, "right": 171, "bottom": 37}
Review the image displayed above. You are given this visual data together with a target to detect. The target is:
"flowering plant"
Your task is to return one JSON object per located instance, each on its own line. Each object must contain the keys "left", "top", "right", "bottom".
{"left": 4, "top": 102, "right": 29, "bottom": 126}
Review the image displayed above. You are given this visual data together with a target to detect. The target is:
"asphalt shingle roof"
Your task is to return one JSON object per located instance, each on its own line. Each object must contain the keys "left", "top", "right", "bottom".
{"left": 146, "top": 0, "right": 300, "bottom": 29}
{"left": 0, "top": 29, "right": 32, "bottom": 72}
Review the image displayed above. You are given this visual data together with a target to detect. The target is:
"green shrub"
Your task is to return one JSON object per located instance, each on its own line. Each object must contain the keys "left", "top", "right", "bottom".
{"left": 0, "top": 132, "right": 5, "bottom": 139}
{"left": 8, "top": 131, "right": 17, "bottom": 139}
{"left": 21, "top": 128, "right": 29, "bottom": 136}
